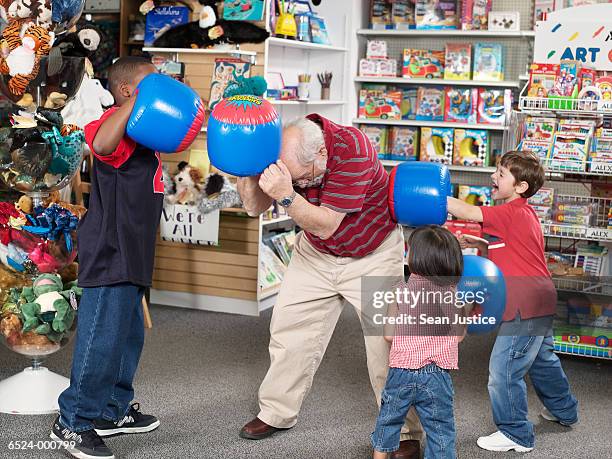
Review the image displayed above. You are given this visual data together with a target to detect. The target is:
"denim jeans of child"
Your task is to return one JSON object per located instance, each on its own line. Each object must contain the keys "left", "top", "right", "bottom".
{"left": 488, "top": 316, "right": 578, "bottom": 448}
{"left": 58, "top": 284, "right": 145, "bottom": 432}
{"left": 371, "top": 364, "right": 456, "bottom": 459}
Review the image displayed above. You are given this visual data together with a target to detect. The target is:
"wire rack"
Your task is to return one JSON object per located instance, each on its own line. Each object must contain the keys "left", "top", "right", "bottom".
{"left": 541, "top": 194, "right": 612, "bottom": 242}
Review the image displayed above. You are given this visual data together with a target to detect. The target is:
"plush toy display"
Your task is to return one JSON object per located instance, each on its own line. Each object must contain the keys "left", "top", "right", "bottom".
{"left": 61, "top": 73, "right": 113, "bottom": 128}
{"left": 0, "top": 20, "right": 53, "bottom": 96}
{"left": 167, "top": 161, "right": 203, "bottom": 205}
{"left": 153, "top": 0, "right": 269, "bottom": 48}
{"left": 197, "top": 172, "right": 242, "bottom": 214}
{"left": 54, "top": 20, "right": 104, "bottom": 58}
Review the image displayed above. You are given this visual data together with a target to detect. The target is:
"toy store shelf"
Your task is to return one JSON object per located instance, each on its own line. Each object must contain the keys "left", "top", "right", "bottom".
{"left": 381, "top": 160, "right": 496, "bottom": 174}
{"left": 355, "top": 76, "right": 520, "bottom": 88}
{"left": 261, "top": 215, "right": 293, "bottom": 226}
{"left": 267, "top": 37, "right": 348, "bottom": 52}
{"left": 356, "top": 29, "right": 536, "bottom": 38}
{"left": 259, "top": 284, "right": 281, "bottom": 301}
{"left": 142, "top": 47, "right": 257, "bottom": 57}
{"left": 542, "top": 223, "right": 612, "bottom": 242}
{"left": 269, "top": 100, "right": 347, "bottom": 105}
{"left": 543, "top": 160, "right": 612, "bottom": 178}
{"left": 553, "top": 276, "right": 612, "bottom": 297}
{"left": 519, "top": 95, "right": 612, "bottom": 117}
{"left": 353, "top": 118, "right": 507, "bottom": 131}
{"left": 553, "top": 339, "right": 612, "bottom": 359}
{"left": 553, "top": 324, "right": 611, "bottom": 360}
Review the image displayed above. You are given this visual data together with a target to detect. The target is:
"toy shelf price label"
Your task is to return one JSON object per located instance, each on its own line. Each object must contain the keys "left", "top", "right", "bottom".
{"left": 160, "top": 205, "right": 220, "bottom": 245}
{"left": 586, "top": 227, "right": 612, "bottom": 241}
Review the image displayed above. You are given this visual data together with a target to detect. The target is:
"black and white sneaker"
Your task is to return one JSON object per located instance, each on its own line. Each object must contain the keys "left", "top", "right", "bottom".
{"left": 94, "top": 402, "right": 160, "bottom": 437}
{"left": 50, "top": 416, "right": 114, "bottom": 459}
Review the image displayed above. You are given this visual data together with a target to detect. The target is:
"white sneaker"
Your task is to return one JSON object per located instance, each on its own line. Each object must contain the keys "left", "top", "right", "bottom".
{"left": 540, "top": 407, "right": 559, "bottom": 422}
{"left": 477, "top": 431, "right": 534, "bottom": 453}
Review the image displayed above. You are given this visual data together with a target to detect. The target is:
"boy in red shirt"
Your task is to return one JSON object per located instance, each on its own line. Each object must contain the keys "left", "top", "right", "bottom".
{"left": 447, "top": 151, "right": 578, "bottom": 453}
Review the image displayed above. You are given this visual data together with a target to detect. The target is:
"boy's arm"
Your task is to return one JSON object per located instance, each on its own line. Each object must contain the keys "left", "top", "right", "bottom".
{"left": 91, "top": 97, "right": 137, "bottom": 156}
{"left": 447, "top": 197, "right": 484, "bottom": 222}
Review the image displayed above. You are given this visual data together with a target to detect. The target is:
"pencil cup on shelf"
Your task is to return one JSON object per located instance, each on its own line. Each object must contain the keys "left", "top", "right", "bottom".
{"left": 318, "top": 72, "right": 333, "bottom": 100}
{"left": 298, "top": 74, "right": 311, "bottom": 101}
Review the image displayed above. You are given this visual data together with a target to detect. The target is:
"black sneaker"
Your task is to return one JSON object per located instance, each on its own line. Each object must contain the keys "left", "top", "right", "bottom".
{"left": 94, "top": 402, "right": 160, "bottom": 437}
{"left": 50, "top": 416, "right": 114, "bottom": 459}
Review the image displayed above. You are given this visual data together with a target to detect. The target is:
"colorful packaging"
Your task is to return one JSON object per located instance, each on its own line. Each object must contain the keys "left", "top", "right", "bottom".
{"left": 367, "top": 40, "right": 388, "bottom": 59}
{"left": 444, "top": 43, "right": 472, "bottom": 80}
{"left": 415, "top": 0, "right": 458, "bottom": 29}
{"left": 453, "top": 129, "right": 489, "bottom": 167}
{"left": 518, "top": 116, "right": 557, "bottom": 162}
{"left": 595, "top": 76, "right": 612, "bottom": 101}
{"left": 527, "top": 63, "right": 560, "bottom": 98}
{"left": 458, "top": 185, "right": 492, "bottom": 207}
{"left": 371, "top": 0, "right": 392, "bottom": 29}
{"left": 444, "top": 87, "right": 478, "bottom": 123}
{"left": 420, "top": 127, "right": 454, "bottom": 164}
{"left": 477, "top": 88, "right": 512, "bottom": 124}
{"left": 591, "top": 128, "right": 612, "bottom": 174}
{"left": 416, "top": 87, "right": 445, "bottom": 121}
{"left": 388, "top": 127, "right": 419, "bottom": 161}
{"left": 401, "top": 88, "right": 418, "bottom": 119}
{"left": 209, "top": 58, "right": 252, "bottom": 110}
{"left": 461, "top": 0, "right": 491, "bottom": 30}
{"left": 144, "top": 5, "right": 190, "bottom": 46}
{"left": 528, "top": 187, "right": 555, "bottom": 221}
{"left": 391, "top": 0, "right": 415, "bottom": 30}
{"left": 578, "top": 68, "right": 597, "bottom": 92}
{"left": 473, "top": 43, "right": 504, "bottom": 81}
{"left": 549, "top": 60, "right": 580, "bottom": 105}
{"left": 534, "top": 0, "right": 556, "bottom": 23}
{"left": 549, "top": 131, "right": 590, "bottom": 172}
{"left": 359, "top": 58, "right": 398, "bottom": 77}
{"left": 402, "top": 49, "right": 445, "bottom": 78}
{"left": 358, "top": 89, "right": 402, "bottom": 119}
{"left": 361, "top": 125, "right": 389, "bottom": 158}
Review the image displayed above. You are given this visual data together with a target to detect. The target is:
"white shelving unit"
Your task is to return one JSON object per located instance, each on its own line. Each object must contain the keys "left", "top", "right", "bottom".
{"left": 267, "top": 36, "right": 348, "bottom": 52}
{"left": 381, "top": 160, "right": 496, "bottom": 174}
{"left": 355, "top": 76, "right": 521, "bottom": 88}
{"left": 354, "top": 118, "right": 507, "bottom": 131}
{"left": 357, "top": 29, "right": 536, "bottom": 38}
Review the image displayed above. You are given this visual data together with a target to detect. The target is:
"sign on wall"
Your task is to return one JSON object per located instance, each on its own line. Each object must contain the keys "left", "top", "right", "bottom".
{"left": 534, "top": 5, "right": 612, "bottom": 71}
{"left": 160, "top": 205, "right": 220, "bottom": 245}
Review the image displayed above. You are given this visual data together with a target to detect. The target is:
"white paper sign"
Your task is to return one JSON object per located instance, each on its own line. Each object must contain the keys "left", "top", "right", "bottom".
{"left": 534, "top": 5, "right": 612, "bottom": 71}
{"left": 160, "top": 204, "right": 220, "bottom": 245}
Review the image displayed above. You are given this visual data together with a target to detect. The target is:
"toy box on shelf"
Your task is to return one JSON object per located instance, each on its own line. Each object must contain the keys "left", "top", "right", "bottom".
{"left": 453, "top": 129, "right": 489, "bottom": 167}
{"left": 361, "top": 125, "right": 389, "bottom": 159}
{"left": 477, "top": 88, "right": 512, "bottom": 125}
{"left": 370, "top": 0, "right": 415, "bottom": 30}
{"left": 359, "top": 88, "right": 402, "bottom": 120}
{"left": 473, "top": 43, "right": 504, "bottom": 81}
{"left": 416, "top": 87, "right": 445, "bottom": 121}
{"left": 444, "top": 43, "right": 472, "bottom": 80}
{"left": 401, "top": 88, "right": 418, "bottom": 120}
{"left": 402, "top": 49, "right": 445, "bottom": 79}
{"left": 529, "top": 187, "right": 555, "bottom": 221}
{"left": 420, "top": 127, "right": 453, "bottom": 165}
{"left": 444, "top": 87, "right": 477, "bottom": 123}
{"left": 415, "top": 0, "right": 457, "bottom": 29}
{"left": 458, "top": 185, "right": 492, "bottom": 206}
{"left": 360, "top": 41, "right": 397, "bottom": 77}
{"left": 461, "top": 0, "right": 491, "bottom": 30}
{"left": 388, "top": 127, "right": 419, "bottom": 161}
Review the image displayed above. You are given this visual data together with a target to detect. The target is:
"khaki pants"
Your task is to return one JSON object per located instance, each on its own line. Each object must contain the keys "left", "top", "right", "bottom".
{"left": 258, "top": 226, "right": 423, "bottom": 441}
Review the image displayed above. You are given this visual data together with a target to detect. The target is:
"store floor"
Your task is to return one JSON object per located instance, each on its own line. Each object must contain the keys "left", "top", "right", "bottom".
{"left": 1, "top": 304, "right": 611, "bottom": 459}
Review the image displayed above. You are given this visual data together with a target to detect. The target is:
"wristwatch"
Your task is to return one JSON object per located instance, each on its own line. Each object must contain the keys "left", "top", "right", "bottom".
{"left": 278, "top": 191, "right": 297, "bottom": 208}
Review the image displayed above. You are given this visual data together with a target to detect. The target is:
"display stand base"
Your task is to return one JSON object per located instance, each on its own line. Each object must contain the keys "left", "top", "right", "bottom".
{"left": 0, "top": 367, "right": 69, "bottom": 415}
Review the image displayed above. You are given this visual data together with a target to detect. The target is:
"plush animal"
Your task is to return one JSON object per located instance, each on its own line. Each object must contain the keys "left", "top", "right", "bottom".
{"left": 197, "top": 172, "right": 242, "bottom": 214}
{"left": 55, "top": 21, "right": 104, "bottom": 58}
{"left": 15, "top": 194, "right": 32, "bottom": 213}
{"left": 61, "top": 73, "right": 113, "bottom": 128}
{"left": 168, "top": 161, "right": 203, "bottom": 205}
{"left": 0, "top": 20, "right": 53, "bottom": 96}
{"left": 19, "top": 273, "right": 81, "bottom": 342}
{"left": 154, "top": 0, "right": 269, "bottom": 49}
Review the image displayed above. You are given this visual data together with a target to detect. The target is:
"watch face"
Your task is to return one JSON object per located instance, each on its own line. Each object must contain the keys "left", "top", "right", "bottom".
{"left": 280, "top": 198, "right": 291, "bottom": 207}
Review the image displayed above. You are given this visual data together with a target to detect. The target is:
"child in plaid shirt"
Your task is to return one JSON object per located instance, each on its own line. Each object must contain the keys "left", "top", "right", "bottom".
{"left": 372, "top": 225, "right": 465, "bottom": 459}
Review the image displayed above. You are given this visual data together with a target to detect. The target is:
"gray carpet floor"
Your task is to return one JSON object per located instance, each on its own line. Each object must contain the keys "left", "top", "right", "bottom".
{"left": 0, "top": 304, "right": 611, "bottom": 459}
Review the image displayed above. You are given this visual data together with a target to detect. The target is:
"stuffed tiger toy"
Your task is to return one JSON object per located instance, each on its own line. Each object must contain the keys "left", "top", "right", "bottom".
{"left": 0, "top": 20, "right": 52, "bottom": 96}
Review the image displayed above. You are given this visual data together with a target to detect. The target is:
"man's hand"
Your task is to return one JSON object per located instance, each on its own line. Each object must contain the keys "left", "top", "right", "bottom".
{"left": 258, "top": 160, "right": 294, "bottom": 201}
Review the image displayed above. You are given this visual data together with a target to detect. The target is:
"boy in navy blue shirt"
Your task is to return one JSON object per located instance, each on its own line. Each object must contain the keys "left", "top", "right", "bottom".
{"left": 51, "top": 57, "right": 164, "bottom": 459}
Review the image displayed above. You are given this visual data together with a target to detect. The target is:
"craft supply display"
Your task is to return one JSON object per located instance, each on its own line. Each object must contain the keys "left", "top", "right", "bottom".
{"left": 0, "top": 0, "right": 89, "bottom": 415}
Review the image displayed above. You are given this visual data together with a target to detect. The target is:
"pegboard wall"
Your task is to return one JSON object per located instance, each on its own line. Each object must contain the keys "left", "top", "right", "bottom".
{"left": 84, "top": 0, "right": 120, "bottom": 12}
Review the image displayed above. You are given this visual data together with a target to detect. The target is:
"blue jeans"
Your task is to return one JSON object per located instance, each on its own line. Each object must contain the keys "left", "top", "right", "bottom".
{"left": 58, "top": 284, "right": 145, "bottom": 432}
{"left": 371, "top": 365, "right": 456, "bottom": 459}
{"left": 488, "top": 316, "right": 578, "bottom": 448}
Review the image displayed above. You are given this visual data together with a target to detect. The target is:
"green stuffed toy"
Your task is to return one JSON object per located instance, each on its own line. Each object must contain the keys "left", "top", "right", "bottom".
{"left": 19, "top": 274, "right": 82, "bottom": 343}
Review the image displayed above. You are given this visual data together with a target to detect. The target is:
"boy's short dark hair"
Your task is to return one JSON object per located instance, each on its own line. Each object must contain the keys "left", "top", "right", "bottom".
{"left": 500, "top": 151, "right": 545, "bottom": 198}
{"left": 407, "top": 225, "right": 463, "bottom": 286}
{"left": 107, "top": 56, "right": 153, "bottom": 99}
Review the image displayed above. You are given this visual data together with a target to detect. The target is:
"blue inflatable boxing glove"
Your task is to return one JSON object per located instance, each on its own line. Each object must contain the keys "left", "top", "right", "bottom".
{"left": 126, "top": 73, "right": 205, "bottom": 153}
{"left": 388, "top": 161, "right": 451, "bottom": 226}
{"left": 458, "top": 255, "right": 506, "bottom": 334}
{"left": 207, "top": 95, "right": 282, "bottom": 177}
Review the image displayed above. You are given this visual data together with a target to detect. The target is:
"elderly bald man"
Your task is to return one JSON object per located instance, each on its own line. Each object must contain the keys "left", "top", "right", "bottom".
{"left": 237, "top": 114, "right": 423, "bottom": 459}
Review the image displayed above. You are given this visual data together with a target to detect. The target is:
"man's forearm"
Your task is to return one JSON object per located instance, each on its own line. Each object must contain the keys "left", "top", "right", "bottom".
{"left": 286, "top": 194, "right": 342, "bottom": 240}
{"left": 447, "top": 197, "right": 484, "bottom": 222}
{"left": 237, "top": 177, "right": 273, "bottom": 216}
